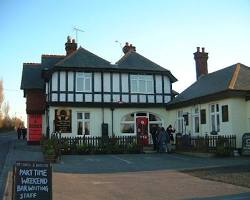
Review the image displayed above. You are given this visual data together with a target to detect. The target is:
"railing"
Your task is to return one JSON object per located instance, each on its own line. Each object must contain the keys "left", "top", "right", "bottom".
{"left": 51, "top": 133, "right": 143, "bottom": 154}
{"left": 175, "top": 134, "right": 236, "bottom": 153}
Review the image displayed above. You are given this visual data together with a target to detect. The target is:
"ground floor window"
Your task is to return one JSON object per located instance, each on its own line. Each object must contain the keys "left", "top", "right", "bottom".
{"left": 77, "top": 112, "right": 90, "bottom": 135}
{"left": 192, "top": 107, "right": 199, "bottom": 133}
{"left": 210, "top": 104, "right": 220, "bottom": 133}
{"left": 120, "top": 112, "right": 163, "bottom": 135}
{"left": 177, "top": 110, "right": 184, "bottom": 133}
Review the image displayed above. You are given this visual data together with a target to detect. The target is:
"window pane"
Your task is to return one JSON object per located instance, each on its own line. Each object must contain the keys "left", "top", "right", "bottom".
{"left": 85, "top": 113, "right": 90, "bottom": 120}
{"left": 139, "top": 80, "right": 145, "bottom": 92}
{"left": 200, "top": 109, "right": 206, "bottom": 124}
{"left": 122, "top": 113, "right": 134, "bottom": 121}
{"left": 121, "top": 123, "right": 134, "bottom": 133}
{"left": 131, "top": 80, "right": 137, "bottom": 93}
{"left": 195, "top": 116, "right": 199, "bottom": 132}
{"left": 77, "top": 78, "right": 84, "bottom": 91}
{"left": 149, "top": 113, "right": 161, "bottom": 121}
{"left": 77, "top": 121, "right": 83, "bottom": 135}
{"left": 147, "top": 80, "right": 153, "bottom": 93}
{"left": 85, "top": 78, "right": 91, "bottom": 91}
{"left": 216, "top": 104, "right": 219, "bottom": 112}
{"left": 77, "top": 113, "right": 82, "bottom": 119}
{"left": 222, "top": 105, "right": 229, "bottom": 122}
{"left": 136, "top": 112, "right": 147, "bottom": 116}
{"left": 211, "top": 115, "right": 215, "bottom": 132}
{"left": 211, "top": 105, "right": 215, "bottom": 113}
{"left": 217, "top": 114, "right": 220, "bottom": 131}
{"left": 84, "top": 121, "right": 90, "bottom": 135}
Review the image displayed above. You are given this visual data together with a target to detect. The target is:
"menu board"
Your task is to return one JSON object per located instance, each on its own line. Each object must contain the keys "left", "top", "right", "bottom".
{"left": 55, "top": 109, "right": 72, "bottom": 133}
{"left": 13, "top": 161, "right": 52, "bottom": 200}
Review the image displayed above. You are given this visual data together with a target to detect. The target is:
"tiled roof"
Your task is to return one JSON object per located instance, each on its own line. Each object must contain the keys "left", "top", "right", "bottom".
{"left": 116, "top": 51, "right": 177, "bottom": 82}
{"left": 167, "top": 63, "right": 250, "bottom": 109}
{"left": 55, "top": 47, "right": 111, "bottom": 68}
{"left": 21, "top": 64, "right": 44, "bottom": 89}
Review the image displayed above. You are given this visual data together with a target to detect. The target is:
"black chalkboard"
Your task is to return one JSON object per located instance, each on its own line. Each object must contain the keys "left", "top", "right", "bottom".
{"left": 13, "top": 161, "right": 52, "bottom": 200}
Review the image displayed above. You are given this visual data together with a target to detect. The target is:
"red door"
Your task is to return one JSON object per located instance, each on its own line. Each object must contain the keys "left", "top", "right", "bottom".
{"left": 28, "top": 114, "right": 42, "bottom": 142}
{"left": 136, "top": 117, "right": 149, "bottom": 145}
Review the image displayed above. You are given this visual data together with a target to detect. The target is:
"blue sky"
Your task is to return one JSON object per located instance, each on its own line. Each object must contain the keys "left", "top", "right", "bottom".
{"left": 0, "top": 0, "right": 250, "bottom": 124}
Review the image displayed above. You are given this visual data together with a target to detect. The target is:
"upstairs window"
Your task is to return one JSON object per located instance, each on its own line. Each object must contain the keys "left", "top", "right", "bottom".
{"left": 76, "top": 72, "right": 92, "bottom": 92}
{"left": 130, "top": 75, "right": 153, "bottom": 93}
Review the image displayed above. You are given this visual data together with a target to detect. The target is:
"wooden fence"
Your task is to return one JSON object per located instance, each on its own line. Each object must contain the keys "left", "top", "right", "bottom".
{"left": 175, "top": 134, "right": 236, "bottom": 153}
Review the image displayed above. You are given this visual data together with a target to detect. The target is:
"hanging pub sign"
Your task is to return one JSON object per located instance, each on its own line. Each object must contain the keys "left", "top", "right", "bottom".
{"left": 242, "top": 133, "right": 250, "bottom": 156}
{"left": 13, "top": 161, "right": 52, "bottom": 200}
{"left": 55, "top": 109, "right": 72, "bottom": 133}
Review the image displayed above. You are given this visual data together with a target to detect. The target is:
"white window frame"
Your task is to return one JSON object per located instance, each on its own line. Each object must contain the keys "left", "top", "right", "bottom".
{"left": 76, "top": 72, "right": 92, "bottom": 92}
{"left": 130, "top": 75, "right": 153, "bottom": 94}
{"left": 210, "top": 103, "right": 220, "bottom": 132}
{"left": 192, "top": 107, "right": 200, "bottom": 134}
{"left": 77, "top": 112, "right": 91, "bottom": 136}
{"left": 177, "top": 110, "right": 184, "bottom": 134}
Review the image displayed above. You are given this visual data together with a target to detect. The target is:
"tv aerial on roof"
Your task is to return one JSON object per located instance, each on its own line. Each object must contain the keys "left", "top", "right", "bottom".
{"left": 73, "top": 26, "right": 84, "bottom": 43}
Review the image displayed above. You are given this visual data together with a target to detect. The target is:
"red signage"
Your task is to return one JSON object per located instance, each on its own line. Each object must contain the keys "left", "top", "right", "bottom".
{"left": 28, "top": 115, "right": 42, "bottom": 141}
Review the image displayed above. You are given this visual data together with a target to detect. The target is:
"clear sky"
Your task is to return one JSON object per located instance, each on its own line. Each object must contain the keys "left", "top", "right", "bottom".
{"left": 0, "top": 0, "right": 250, "bottom": 125}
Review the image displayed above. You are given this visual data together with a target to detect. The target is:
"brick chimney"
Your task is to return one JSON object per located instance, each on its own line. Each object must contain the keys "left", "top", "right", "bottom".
{"left": 122, "top": 42, "right": 136, "bottom": 54}
{"left": 65, "top": 36, "right": 77, "bottom": 55}
{"left": 194, "top": 47, "right": 208, "bottom": 80}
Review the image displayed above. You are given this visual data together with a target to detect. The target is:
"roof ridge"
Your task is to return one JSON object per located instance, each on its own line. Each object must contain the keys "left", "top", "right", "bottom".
{"left": 23, "top": 63, "right": 41, "bottom": 66}
{"left": 55, "top": 48, "right": 80, "bottom": 66}
{"left": 115, "top": 51, "right": 133, "bottom": 64}
{"left": 42, "top": 54, "right": 65, "bottom": 58}
{"left": 228, "top": 63, "right": 241, "bottom": 89}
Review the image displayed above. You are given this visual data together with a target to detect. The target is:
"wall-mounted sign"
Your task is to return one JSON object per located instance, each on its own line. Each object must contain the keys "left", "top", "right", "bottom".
{"left": 55, "top": 109, "right": 72, "bottom": 133}
{"left": 28, "top": 115, "right": 42, "bottom": 141}
{"left": 13, "top": 161, "right": 52, "bottom": 200}
{"left": 242, "top": 133, "right": 250, "bottom": 156}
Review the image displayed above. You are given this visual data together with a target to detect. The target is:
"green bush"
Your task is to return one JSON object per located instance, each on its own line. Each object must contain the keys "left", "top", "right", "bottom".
{"left": 216, "top": 138, "right": 232, "bottom": 157}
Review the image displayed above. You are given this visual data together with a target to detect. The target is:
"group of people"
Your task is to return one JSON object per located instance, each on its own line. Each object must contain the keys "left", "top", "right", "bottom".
{"left": 151, "top": 124, "right": 175, "bottom": 153}
{"left": 17, "top": 126, "right": 27, "bottom": 140}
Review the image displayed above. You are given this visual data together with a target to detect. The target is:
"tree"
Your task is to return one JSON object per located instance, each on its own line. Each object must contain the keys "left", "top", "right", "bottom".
{"left": 2, "top": 101, "right": 10, "bottom": 119}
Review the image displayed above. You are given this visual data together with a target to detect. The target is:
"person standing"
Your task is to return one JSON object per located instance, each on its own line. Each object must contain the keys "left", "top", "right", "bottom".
{"left": 21, "top": 127, "right": 27, "bottom": 140}
{"left": 150, "top": 124, "right": 158, "bottom": 151}
{"left": 166, "top": 125, "right": 175, "bottom": 152}
{"left": 17, "top": 126, "right": 22, "bottom": 139}
{"left": 157, "top": 127, "right": 167, "bottom": 153}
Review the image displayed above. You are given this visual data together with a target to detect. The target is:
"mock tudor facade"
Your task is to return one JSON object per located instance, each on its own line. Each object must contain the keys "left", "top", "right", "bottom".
{"left": 166, "top": 47, "right": 250, "bottom": 148}
{"left": 21, "top": 38, "right": 177, "bottom": 143}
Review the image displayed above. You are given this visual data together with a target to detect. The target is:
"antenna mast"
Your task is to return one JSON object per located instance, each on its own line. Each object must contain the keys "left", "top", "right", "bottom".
{"left": 73, "top": 26, "right": 84, "bottom": 43}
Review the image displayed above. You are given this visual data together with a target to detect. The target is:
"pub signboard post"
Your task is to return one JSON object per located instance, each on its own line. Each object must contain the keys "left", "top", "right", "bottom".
{"left": 13, "top": 161, "right": 52, "bottom": 200}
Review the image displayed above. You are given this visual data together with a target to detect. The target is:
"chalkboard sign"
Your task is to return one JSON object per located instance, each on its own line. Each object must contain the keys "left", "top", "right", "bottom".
{"left": 242, "top": 133, "right": 250, "bottom": 156}
{"left": 13, "top": 161, "right": 52, "bottom": 200}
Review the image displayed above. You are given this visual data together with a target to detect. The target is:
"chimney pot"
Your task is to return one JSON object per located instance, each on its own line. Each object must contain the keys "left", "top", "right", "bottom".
{"left": 202, "top": 47, "right": 205, "bottom": 52}
{"left": 65, "top": 36, "right": 77, "bottom": 55}
{"left": 197, "top": 47, "right": 200, "bottom": 52}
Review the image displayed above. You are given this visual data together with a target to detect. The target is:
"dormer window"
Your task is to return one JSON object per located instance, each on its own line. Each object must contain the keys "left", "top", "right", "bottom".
{"left": 130, "top": 75, "right": 153, "bottom": 94}
{"left": 76, "top": 72, "right": 92, "bottom": 92}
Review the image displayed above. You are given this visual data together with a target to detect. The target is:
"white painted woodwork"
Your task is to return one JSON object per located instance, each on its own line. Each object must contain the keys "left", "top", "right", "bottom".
{"left": 60, "top": 94, "right": 66, "bottom": 101}
{"left": 76, "top": 94, "right": 82, "bottom": 102}
{"left": 103, "top": 73, "right": 111, "bottom": 92}
{"left": 52, "top": 93, "right": 58, "bottom": 101}
{"left": 104, "top": 94, "right": 111, "bottom": 102}
{"left": 94, "top": 72, "right": 101, "bottom": 92}
{"left": 94, "top": 94, "right": 102, "bottom": 102}
{"left": 52, "top": 72, "right": 58, "bottom": 91}
{"left": 155, "top": 75, "right": 162, "bottom": 93}
{"left": 60, "top": 72, "right": 66, "bottom": 91}
{"left": 131, "top": 95, "right": 137, "bottom": 103}
{"left": 122, "top": 95, "right": 129, "bottom": 103}
{"left": 112, "top": 73, "right": 120, "bottom": 92}
{"left": 164, "top": 76, "right": 170, "bottom": 93}
{"left": 68, "top": 72, "right": 74, "bottom": 91}
{"left": 139, "top": 95, "right": 146, "bottom": 103}
{"left": 148, "top": 95, "right": 154, "bottom": 103}
{"left": 85, "top": 94, "right": 92, "bottom": 102}
{"left": 156, "top": 95, "right": 163, "bottom": 103}
{"left": 113, "top": 95, "right": 120, "bottom": 102}
{"left": 68, "top": 94, "right": 73, "bottom": 102}
{"left": 121, "top": 74, "right": 128, "bottom": 92}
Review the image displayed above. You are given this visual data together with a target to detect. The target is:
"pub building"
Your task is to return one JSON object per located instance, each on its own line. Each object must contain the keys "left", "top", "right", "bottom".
{"left": 21, "top": 37, "right": 177, "bottom": 144}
